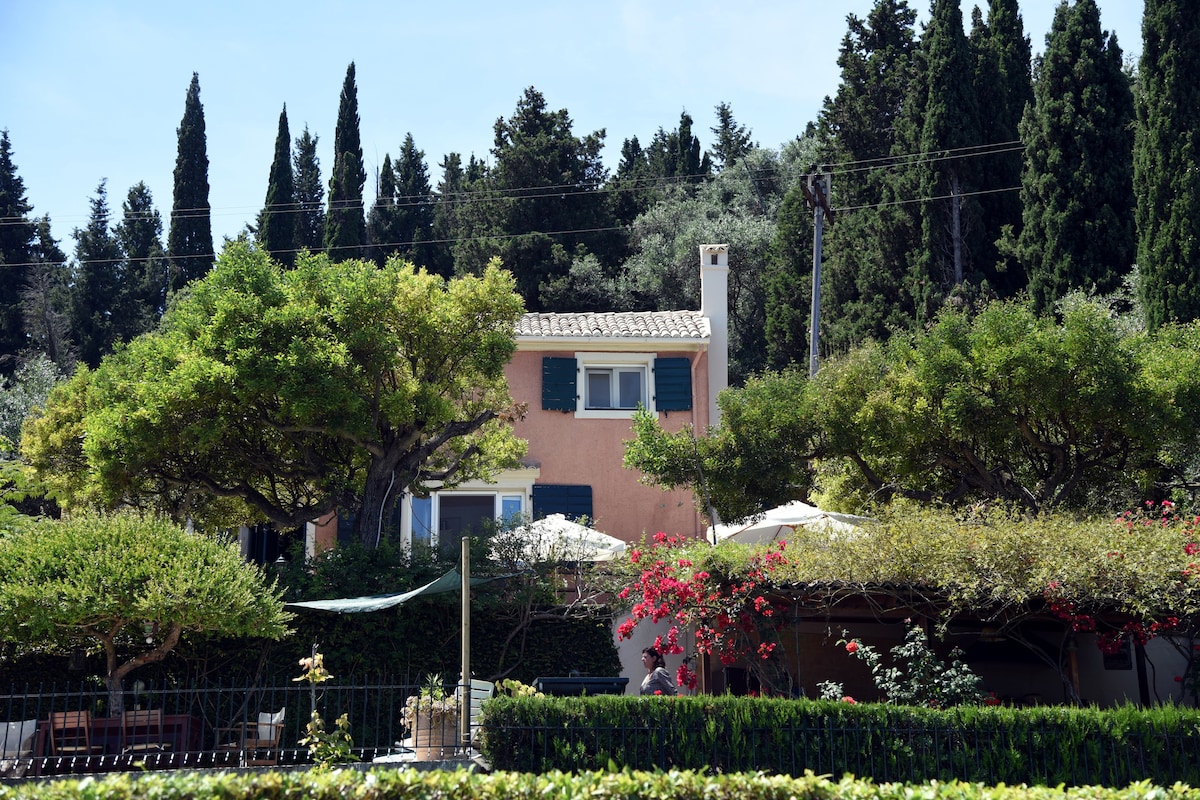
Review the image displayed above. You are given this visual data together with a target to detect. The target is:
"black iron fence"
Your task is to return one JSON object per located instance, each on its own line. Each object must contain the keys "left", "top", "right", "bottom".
{"left": 0, "top": 678, "right": 470, "bottom": 777}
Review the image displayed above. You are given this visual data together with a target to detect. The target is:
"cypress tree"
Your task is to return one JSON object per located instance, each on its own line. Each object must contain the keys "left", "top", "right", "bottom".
{"left": 969, "top": 0, "right": 1033, "bottom": 295}
{"left": 816, "top": 0, "right": 919, "bottom": 347}
{"left": 324, "top": 62, "right": 366, "bottom": 261}
{"left": 428, "top": 152, "right": 464, "bottom": 279}
{"left": 292, "top": 126, "right": 325, "bottom": 254}
{"left": 366, "top": 153, "right": 398, "bottom": 265}
{"left": 764, "top": 184, "right": 815, "bottom": 368}
{"left": 70, "top": 181, "right": 123, "bottom": 368}
{"left": 1135, "top": 0, "right": 1200, "bottom": 327}
{"left": 167, "top": 73, "right": 214, "bottom": 292}
{"left": 912, "top": 0, "right": 983, "bottom": 302}
{"left": 0, "top": 130, "right": 37, "bottom": 368}
{"left": 259, "top": 105, "right": 296, "bottom": 267}
{"left": 115, "top": 182, "right": 167, "bottom": 336}
{"left": 710, "top": 102, "right": 754, "bottom": 171}
{"left": 1006, "top": 0, "right": 1133, "bottom": 312}
{"left": 392, "top": 133, "right": 433, "bottom": 264}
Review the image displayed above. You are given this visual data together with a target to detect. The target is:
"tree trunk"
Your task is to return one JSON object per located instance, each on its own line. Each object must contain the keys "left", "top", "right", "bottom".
{"left": 357, "top": 454, "right": 406, "bottom": 548}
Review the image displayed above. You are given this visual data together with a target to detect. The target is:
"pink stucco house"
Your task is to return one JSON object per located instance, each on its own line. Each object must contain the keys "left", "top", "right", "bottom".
{"left": 401, "top": 243, "right": 730, "bottom": 550}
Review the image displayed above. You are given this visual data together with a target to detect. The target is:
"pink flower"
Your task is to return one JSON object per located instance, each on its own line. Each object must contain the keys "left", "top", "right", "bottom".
{"left": 842, "top": 696, "right": 855, "bottom": 704}
{"left": 846, "top": 641, "right": 859, "bottom": 654}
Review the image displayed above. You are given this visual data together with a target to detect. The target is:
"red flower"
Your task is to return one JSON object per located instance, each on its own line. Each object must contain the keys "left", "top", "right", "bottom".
{"left": 846, "top": 641, "right": 859, "bottom": 654}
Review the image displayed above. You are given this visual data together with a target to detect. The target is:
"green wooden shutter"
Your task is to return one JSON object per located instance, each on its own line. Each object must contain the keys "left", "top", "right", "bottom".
{"left": 542, "top": 357, "right": 577, "bottom": 411}
{"left": 653, "top": 357, "right": 692, "bottom": 411}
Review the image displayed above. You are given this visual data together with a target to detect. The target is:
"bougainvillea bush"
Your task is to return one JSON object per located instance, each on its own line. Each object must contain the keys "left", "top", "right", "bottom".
{"left": 613, "top": 501, "right": 1200, "bottom": 703}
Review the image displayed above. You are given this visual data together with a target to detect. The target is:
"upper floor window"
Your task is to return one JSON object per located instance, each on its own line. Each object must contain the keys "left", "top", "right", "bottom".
{"left": 542, "top": 352, "right": 692, "bottom": 419}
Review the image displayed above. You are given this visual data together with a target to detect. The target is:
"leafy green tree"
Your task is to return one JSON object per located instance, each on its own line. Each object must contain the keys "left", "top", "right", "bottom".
{"left": 166, "top": 73, "right": 214, "bottom": 292}
{"left": 969, "top": 0, "right": 1033, "bottom": 294}
{"left": 0, "top": 130, "right": 38, "bottom": 371}
{"left": 646, "top": 110, "right": 713, "bottom": 185}
{"left": 709, "top": 102, "right": 754, "bottom": 170}
{"left": 259, "top": 105, "right": 296, "bottom": 267}
{"left": 115, "top": 182, "right": 168, "bottom": 336}
{"left": 1135, "top": 0, "right": 1200, "bottom": 328}
{"left": 70, "top": 181, "right": 123, "bottom": 369}
{"left": 293, "top": 125, "right": 325, "bottom": 253}
{"left": 815, "top": 0, "right": 919, "bottom": 349}
{"left": 324, "top": 63, "right": 366, "bottom": 261}
{"left": 0, "top": 510, "right": 290, "bottom": 713}
{"left": 23, "top": 243, "right": 528, "bottom": 547}
{"left": 1003, "top": 0, "right": 1133, "bottom": 313}
{"left": 626, "top": 298, "right": 1200, "bottom": 520}
{"left": 0, "top": 352, "right": 62, "bottom": 455}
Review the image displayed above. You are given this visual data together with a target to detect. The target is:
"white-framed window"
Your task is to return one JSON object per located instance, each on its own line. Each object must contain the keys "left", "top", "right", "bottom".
{"left": 576, "top": 352, "right": 655, "bottom": 419}
{"left": 401, "top": 470, "right": 537, "bottom": 555}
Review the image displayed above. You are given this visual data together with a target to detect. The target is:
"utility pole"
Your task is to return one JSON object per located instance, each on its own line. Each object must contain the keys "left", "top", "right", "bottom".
{"left": 799, "top": 168, "right": 834, "bottom": 377}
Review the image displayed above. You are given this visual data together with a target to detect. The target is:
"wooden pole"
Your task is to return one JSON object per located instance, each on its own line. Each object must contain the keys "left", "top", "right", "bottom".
{"left": 460, "top": 535, "right": 471, "bottom": 749}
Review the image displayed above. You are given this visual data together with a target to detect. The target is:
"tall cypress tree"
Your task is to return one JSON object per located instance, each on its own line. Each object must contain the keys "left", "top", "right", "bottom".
{"left": 259, "top": 105, "right": 296, "bottom": 267}
{"left": 293, "top": 126, "right": 325, "bottom": 254}
{"left": 167, "top": 73, "right": 214, "bottom": 292}
{"left": 428, "top": 153, "right": 465, "bottom": 279}
{"left": 1136, "top": 0, "right": 1200, "bottom": 327}
{"left": 816, "top": 0, "right": 919, "bottom": 348}
{"left": 324, "top": 62, "right": 366, "bottom": 261}
{"left": 71, "top": 181, "right": 123, "bottom": 368}
{"left": 367, "top": 153, "right": 398, "bottom": 265}
{"left": 1005, "top": 0, "right": 1133, "bottom": 312}
{"left": 0, "top": 130, "right": 37, "bottom": 368}
{"left": 115, "top": 182, "right": 168, "bottom": 337}
{"left": 392, "top": 133, "right": 433, "bottom": 263}
{"left": 912, "top": 0, "right": 983, "bottom": 304}
{"left": 763, "top": 184, "right": 815, "bottom": 368}
{"left": 969, "top": 0, "right": 1033, "bottom": 295}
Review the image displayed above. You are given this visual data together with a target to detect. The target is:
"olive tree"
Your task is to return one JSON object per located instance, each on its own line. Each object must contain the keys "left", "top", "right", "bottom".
{"left": 0, "top": 511, "right": 291, "bottom": 713}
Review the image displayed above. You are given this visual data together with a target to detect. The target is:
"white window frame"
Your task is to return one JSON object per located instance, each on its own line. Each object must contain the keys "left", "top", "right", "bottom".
{"left": 401, "top": 469, "right": 538, "bottom": 550}
{"left": 575, "top": 351, "right": 656, "bottom": 419}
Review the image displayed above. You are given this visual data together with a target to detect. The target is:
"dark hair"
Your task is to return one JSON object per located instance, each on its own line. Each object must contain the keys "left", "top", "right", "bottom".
{"left": 642, "top": 647, "right": 666, "bottom": 669}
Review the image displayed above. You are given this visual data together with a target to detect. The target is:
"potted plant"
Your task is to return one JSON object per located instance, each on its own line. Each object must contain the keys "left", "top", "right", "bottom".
{"left": 403, "top": 674, "right": 459, "bottom": 760}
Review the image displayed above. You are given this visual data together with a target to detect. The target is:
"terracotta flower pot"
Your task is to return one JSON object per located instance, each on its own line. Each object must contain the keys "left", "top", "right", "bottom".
{"left": 410, "top": 710, "right": 458, "bottom": 761}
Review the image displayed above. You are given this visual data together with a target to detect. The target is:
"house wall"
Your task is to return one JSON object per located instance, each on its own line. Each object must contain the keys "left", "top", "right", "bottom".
{"left": 507, "top": 348, "right": 711, "bottom": 543}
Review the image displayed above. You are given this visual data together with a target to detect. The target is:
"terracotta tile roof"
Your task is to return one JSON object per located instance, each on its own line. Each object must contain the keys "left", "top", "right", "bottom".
{"left": 516, "top": 310, "right": 708, "bottom": 340}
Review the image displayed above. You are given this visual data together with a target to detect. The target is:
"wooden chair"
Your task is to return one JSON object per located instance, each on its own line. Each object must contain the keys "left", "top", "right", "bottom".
{"left": 49, "top": 711, "right": 100, "bottom": 758}
{"left": 216, "top": 708, "right": 285, "bottom": 767}
{"left": 121, "top": 708, "right": 172, "bottom": 755}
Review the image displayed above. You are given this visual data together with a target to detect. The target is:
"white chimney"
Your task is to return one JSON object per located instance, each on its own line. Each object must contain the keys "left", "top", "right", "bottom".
{"left": 699, "top": 244, "right": 729, "bottom": 427}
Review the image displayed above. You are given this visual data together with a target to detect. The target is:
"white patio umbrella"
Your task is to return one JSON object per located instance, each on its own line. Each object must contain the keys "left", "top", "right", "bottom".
{"left": 708, "top": 501, "right": 873, "bottom": 545}
{"left": 493, "top": 514, "right": 627, "bottom": 563}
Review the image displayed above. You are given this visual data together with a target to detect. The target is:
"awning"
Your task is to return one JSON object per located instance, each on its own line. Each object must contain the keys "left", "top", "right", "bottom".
{"left": 285, "top": 568, "right": 516, "bottom": 614}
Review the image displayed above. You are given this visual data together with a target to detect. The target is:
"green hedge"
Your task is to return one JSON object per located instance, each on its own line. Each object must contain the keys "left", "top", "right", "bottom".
{"left": 479, "top": 695, "right": 1200, "bottom": 787}
{"left": 3, "top": 768, "right": 1199, "bottom": 800}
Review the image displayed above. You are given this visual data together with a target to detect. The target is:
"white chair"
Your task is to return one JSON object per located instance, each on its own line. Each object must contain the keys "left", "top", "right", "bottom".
{"left": 217, "top": 707, "right": 285, "bottom": 766}
{"left": 457, "top": 677, "right": 494, "bottom": 746}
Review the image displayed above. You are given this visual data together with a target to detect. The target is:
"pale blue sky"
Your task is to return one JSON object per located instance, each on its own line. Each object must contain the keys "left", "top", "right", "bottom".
{"left": 2, "top": 1, "right": 1143, "bottom": 246}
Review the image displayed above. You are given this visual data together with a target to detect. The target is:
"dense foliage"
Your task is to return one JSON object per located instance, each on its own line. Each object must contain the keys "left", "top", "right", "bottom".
{"left": 482, "top": 693, "right": 1200, "bottom": 785}
{"left": 5, "top": 766, "right": 1199, "bottom": 800}
{"left": 20, "top": 244, "right": 527, "bottom": 544}
{"left": 0, "top": 511, "right": 290, "bottom": 711}
{"left": 626, "top": 298, "right": 1200, "bottom": 519}
{"left": 166, "top": 72, "right": 213, "bottom": 292}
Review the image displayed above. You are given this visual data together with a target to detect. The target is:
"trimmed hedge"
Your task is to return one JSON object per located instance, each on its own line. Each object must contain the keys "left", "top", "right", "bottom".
{"left": 479, "top": 694, "right": 1200, "bottom": 786}
{"left": 3, "top": 768, "right": 1199, "bottom": 800}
